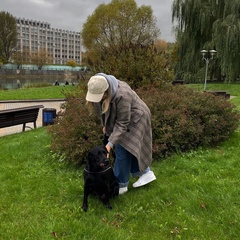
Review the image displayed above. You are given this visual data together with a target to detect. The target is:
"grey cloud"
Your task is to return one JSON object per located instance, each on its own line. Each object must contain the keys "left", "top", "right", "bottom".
{"left": 1, "top": 0, "right": 175, "bottom": 42}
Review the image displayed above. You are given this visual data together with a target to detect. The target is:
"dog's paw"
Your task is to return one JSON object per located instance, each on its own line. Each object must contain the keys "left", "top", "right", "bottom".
{"left": 106, "top": 204, "right": 112, "bottom": 210}
{"left": 82, "top": 204, "right": 88, "bottom": 212}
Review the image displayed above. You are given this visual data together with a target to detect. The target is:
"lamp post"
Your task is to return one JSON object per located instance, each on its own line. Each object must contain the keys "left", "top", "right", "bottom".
{"left": 200, "top": 49, "right": 217, "bottom": 91}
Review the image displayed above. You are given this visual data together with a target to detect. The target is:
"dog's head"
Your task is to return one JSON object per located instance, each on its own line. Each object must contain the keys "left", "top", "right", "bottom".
{"left": 86, "top": 145, "right": 110, "bottom": 171}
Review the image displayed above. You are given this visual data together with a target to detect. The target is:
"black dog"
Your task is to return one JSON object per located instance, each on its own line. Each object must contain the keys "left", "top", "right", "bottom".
{"left": 82, "top": 145, "right": 119, "bottom": 212}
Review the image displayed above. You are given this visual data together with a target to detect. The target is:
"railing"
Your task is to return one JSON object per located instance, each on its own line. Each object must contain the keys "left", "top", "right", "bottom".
{"left": 0, "top": 64, "right": 89, "bottom": 72}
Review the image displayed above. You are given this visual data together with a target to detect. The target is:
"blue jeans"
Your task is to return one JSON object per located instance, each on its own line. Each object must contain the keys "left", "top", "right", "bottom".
{"left": 114, "top": 144, "right": 150, "bottom": 188}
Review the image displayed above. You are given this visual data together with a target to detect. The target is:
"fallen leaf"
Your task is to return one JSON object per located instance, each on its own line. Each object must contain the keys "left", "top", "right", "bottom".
{"left": 52, "top": 232, "right": 58, "bottom": 238}
{"left": 201, "top": 202, "right": 206, "bottom": 209}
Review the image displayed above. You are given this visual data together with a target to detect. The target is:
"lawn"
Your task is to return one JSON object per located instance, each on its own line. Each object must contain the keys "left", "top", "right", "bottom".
{"left": 1, "top": 83, "right": 240, "bottom": 239}
{"left": 0, "top": 85, "right": 74, "bottom": 100}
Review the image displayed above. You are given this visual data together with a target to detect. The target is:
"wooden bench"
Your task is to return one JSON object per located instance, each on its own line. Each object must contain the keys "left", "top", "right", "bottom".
{"left": 172, "top": 80, "right": 184, "bottom": 85}
{"left": 206, "top": 90, "right": 230, "bottom": 99}
{"left": 0, "top": 105, "right": 44, "bottom": 132}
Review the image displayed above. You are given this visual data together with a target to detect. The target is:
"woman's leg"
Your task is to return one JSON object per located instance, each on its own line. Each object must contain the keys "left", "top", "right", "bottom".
{"left": 114, "top": 145, "right": 151, "bottom": 183}
{"left": 114, "top": 144, "right": 132, "bottom": 188}
{"left": 114, "top": 144, "right": 156, "bottom": 192}
{"left": 130, "top": 156, "right": 150, "bottom": 177}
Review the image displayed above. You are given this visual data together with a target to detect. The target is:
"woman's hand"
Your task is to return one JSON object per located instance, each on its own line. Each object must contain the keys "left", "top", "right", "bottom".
{"left": 105, "top": 144, "right": 111, "bottom": 158}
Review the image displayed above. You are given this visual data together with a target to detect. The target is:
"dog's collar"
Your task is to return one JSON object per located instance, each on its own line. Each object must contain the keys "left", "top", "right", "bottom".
{"left": 84, "top": 166, "right": 112, "bottom": 174}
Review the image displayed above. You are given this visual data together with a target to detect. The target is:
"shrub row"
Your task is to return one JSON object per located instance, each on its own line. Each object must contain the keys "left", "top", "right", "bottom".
{"left": 137, "top": 85, "right": 240, "bottom": 158}
{"left": 48, "top": 84, "right": 240, "bottom": 165}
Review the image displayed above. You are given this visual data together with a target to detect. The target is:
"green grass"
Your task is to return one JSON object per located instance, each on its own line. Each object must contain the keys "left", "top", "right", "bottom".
{"left": 187, "top": 83, "right": 240, "bottom": 110}
{"left": 1, "top": 127, "right": 240, "bottom": 239}
{"left": 187, "top": 83, "right": 240, "bottom": 96}
{"left": 0, "top": 85, "right": 74, "bottom": 100}
{"left": 1, "top": 82, "right": 240, "bottom": 101}
{"left": 1, "top": 83, "right": 240, "bottom": 239}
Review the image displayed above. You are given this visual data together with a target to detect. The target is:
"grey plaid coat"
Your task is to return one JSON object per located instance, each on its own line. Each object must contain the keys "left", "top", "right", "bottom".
{"left": 104, "top": 80, "right": 152, "bottom": 172}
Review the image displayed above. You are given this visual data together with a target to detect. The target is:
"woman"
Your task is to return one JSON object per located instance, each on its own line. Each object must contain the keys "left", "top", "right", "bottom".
{"left": 86, "top": 73, "right": 156, "bottom": 194}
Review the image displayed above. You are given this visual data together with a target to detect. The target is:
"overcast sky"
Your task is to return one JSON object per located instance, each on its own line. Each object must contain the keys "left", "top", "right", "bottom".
{"left": 1, "top": 0, "right": 175, "bottom": 42}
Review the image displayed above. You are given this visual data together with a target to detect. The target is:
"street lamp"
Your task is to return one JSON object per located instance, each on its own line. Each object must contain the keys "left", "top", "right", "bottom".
{"left": 200, "top": 49, "right": 217, "bottom": 91}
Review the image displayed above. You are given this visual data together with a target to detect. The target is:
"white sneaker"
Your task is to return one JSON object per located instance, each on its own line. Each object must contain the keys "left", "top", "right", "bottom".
{"left": 119, "top": 187, "right": 128, "bottom": 195}
{"left": 132, "top": 171, "right": 156, "bottom": 188}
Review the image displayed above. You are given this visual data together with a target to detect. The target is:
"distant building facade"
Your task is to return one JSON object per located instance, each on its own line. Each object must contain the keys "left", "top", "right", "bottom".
{"left": 15, "top": 17, "right": 82, "bottom": 65}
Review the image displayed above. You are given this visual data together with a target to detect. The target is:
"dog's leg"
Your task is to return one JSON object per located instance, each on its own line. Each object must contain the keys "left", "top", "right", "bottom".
{"left": 104, "top": 200, "right": 112, "bottom": 210}
{"left": 82, "top": 186, "right": 89, "bottom": 212}
{"left": 102, "top": 187, "right": 112, "bottom": 210}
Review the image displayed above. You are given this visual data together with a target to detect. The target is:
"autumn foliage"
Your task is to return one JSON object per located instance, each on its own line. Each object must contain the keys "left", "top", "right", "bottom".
{"left": 48, "top": 84, "right": 240, "bottom": 165}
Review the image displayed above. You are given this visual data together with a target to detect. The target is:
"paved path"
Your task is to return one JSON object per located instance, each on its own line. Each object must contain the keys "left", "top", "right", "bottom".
{"left": 0, "top": 100, "right": 65, "bottom": 137}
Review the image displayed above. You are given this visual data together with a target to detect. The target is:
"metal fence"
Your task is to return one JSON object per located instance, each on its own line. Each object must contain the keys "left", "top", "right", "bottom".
{"left": 0, "top": 64, "right": 89, "bottom": 72}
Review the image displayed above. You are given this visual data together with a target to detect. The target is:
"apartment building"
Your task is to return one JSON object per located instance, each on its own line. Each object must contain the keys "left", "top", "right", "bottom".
{"left": 16, "top": 17, "right": 82, "bottom": 65}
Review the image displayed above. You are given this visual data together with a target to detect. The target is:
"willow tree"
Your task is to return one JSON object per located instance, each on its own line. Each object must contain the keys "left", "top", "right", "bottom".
{"left": 213, "top": 1, "right": 240, "bottom": 81}
{"left": 172, "top": 0, "right": 240, "bottom": 82}
{"left": 82, "top": 0, "right": 173, "bottom": 87}
{"left": 0, "top": 11, "right": 17, "bottom": 62}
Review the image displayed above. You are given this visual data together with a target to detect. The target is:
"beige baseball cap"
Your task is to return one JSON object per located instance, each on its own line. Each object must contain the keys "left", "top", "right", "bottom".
{"left": 86, "top": 75, "right": 109, "bottom": 102}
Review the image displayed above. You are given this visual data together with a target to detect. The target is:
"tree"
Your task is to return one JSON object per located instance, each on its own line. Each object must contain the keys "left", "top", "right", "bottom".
{"left": 213, "top": 1, "right": 240, "bottom": 81}
{"left": 66, "top": 60, "right": 78, "bottom": 67}
{"left": 31, "top": 48, "right": 53, "bottom": 69}
{"left": 82, "top": 0, "right": 173, "bottom": 87}
{"left": 0, "top": 11, "right": 17, "bottom": 62}
{"left": 172, "top": 0, "right": 240, "bottom": 82}
{"left": 12, "top": 49, "right": 31, "bottom": 68}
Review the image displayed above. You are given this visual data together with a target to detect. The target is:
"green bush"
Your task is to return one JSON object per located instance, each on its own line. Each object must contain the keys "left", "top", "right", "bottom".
{"left": 137, "top": 85, "right": 240, "bottom": 158}
{"left": 48, "top": 84, "right": 240, "bottom": 165}
{"left": 48, "top": 85, "right": 103, "bottom": 165}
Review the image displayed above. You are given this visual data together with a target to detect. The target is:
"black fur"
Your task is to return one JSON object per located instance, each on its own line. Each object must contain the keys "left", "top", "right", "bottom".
{"left": 82, "top": 145, "right": 119, "bottom": 212}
